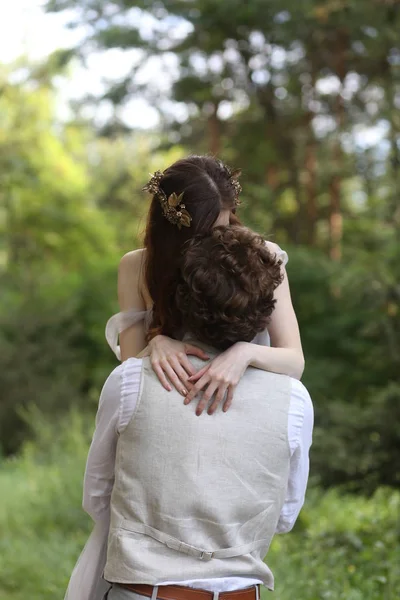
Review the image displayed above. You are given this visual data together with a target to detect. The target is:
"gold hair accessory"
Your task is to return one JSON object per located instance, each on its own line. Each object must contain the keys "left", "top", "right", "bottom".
{"left": 143, "top": 171, "right": 192, "bottom": 229}
{"left": 226, "top": 166, "right": 242, "bottom": 204}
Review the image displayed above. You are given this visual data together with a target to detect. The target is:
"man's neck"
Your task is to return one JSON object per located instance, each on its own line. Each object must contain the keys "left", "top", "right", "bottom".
{"left": 182, "top": 334, "right": 220, "bottom": 358}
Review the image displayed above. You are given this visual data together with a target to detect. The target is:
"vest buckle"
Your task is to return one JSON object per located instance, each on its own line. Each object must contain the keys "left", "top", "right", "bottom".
{"left": 199, "top": 550, "right": 213, "bottom": 561}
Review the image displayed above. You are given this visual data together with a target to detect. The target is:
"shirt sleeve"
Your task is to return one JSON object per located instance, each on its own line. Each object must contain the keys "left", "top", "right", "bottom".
{"left": 82, "top": 358, "right": 142, "bottom": 522}
{"left": 276, "top": 378, "right": 314, "bottom": 533}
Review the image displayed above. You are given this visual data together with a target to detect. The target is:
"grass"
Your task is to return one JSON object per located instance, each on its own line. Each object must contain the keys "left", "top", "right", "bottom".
{"left": 268, "top": 487, "right": 400, "bottom": 599}
{"left": 0, "top": 411, "right": 399, "bottom": 600}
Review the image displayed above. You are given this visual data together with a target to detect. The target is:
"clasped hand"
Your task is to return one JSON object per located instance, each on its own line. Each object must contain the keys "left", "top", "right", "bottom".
{"left": 142, "top": 336, "right": 251, "bottom": 415}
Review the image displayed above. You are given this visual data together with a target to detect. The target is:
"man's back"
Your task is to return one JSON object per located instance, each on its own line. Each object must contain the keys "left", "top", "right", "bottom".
{"left": 104, "top": 351, "right": 307, "bottom": 590}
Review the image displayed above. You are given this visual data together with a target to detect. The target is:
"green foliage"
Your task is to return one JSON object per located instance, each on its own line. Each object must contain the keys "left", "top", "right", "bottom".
{"left": 0, "top": 4, "right": 398, "bottom": 597}
{"left": 1, "top": 0, "right": 399, "bottom": 494}
{"left": 0, "top": 412, "right": 92, "bottom": 600}
{"left": 287, "top": 244, "right": 400, "bottom": 491}
{"left": 0, "top": 411, "right": 399, "bottom": 600}
{"left": 45, "top": 0, "right": 400, "bottom": 248}
{"left": 312, "top": 384, "right": 400, "bottom": 492}
{"left": 87, "top": 135, "right": 185, "bottom": 250}
{"left": 0, "top": 70, "right": 118, "bottom": 454}
{"left": 0, "top": 65, "right": 117, "bottom": 270}
{"left": 0, "top": 260, "right": 118, "bottom": 455}
{"left": 268, "top": 486, "right": 400, "bottom": 599}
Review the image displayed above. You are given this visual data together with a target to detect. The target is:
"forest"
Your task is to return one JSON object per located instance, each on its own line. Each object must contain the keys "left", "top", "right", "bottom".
{"left": 0, "top": 1, "right": 399, "bottom": 598}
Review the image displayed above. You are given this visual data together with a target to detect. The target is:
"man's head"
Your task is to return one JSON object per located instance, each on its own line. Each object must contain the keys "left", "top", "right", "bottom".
{"left": 175, "top": 225, "right": 283, "bottom": 350}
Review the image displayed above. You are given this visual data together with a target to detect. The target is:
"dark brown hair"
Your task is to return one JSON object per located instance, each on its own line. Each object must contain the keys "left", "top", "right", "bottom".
{"left": 144, "top": 155, "right": 241, "bottom": 340}
{"left": 174, "top": 226, "right": 283, "bottom": 350}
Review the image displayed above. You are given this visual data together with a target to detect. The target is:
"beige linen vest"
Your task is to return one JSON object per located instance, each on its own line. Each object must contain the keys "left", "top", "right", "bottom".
{"left": 104, "top": 348, "right": 291, "bottom": 590}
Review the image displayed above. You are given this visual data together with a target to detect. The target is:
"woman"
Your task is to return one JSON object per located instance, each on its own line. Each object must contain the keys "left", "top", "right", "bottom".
{"left": 65, "top": 155, "right": 304, "bottom": 600}
{"left": 106, "top": 155, "right": 304, "bottom": 414}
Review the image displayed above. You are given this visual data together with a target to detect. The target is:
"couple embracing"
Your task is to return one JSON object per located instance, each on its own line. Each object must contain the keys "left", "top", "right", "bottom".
{"left": 66, "top": 155, "right": 313, "bottom": 600}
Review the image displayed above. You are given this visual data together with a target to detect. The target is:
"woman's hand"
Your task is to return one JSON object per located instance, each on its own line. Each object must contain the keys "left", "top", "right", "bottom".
{"left": 140, "top": 335, "right": 210, "bottom": 396}
{"left": 184, "top": 342, "right": 252, "bottom": 415}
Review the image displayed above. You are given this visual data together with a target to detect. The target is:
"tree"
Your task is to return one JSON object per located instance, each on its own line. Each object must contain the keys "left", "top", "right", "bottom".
{"left": 0, "top": 62, "right": 117, "bottom": 454}
{"left": 45, "top": 0, "right": 400, "bottom": 253}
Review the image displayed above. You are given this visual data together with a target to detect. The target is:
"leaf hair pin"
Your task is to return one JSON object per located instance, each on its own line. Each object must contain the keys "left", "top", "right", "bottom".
{"left": 143, "top": 171, "right": 192, "bottom": 229}
{"left": 225, "top": 166, "right": 242, "bottom": 204}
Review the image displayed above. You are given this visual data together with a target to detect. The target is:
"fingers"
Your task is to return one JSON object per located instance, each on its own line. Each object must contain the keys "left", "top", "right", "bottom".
{"left": 184, "top": 374, "right": 209, "bottom": 405}
{"left": 152, "top": 357, "right": 188, "bottom": 396}
{"left": 222, "top": 385, "right": 235, "bottom": 412}
{"left": 161, "top": 360, "right": 188, "bottom": 396}
{"left": 151, "top": 360, "right": 172, "bottom": 392}
{"left": 178, "top": 353, "right": 197, "bottom": 378}
{"left": 168, "top": 357, "right": 193, "bottom": 393}
{"left": 207, "top": 383, "right": 229, "bottom": 415}
{"left": 184, "top": 344, "right": 210, "bottom": 361}
{"left": 188, "top": 364, "right": 210, "bottom": 382}
{"left": 195, "top": 381, "right": 218, "bottom": 416}
{"left": 184, "top": 377, "right": 235, "bottom": 415}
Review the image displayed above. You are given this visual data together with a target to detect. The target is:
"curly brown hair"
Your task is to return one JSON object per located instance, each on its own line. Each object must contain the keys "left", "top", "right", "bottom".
{"left": 175, "top": 226, "right": 284, "bottom": 350}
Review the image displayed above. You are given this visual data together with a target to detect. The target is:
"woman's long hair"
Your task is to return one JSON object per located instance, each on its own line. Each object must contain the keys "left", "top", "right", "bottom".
{"left": 144, "top": 155, "right": 241, "bottom": 341}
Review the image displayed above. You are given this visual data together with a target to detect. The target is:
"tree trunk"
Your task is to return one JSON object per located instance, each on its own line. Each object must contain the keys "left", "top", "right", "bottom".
{"left": 289, "top": 155, "right": 303, "bottom": 245}
{"left": 207, "top": 105, "right": 220, "bottom": 156}
{"left": 305, "top": 139, "right": 317, "bottom": 246}
{"left": 329, "top": 172, "right": 343, "bottom": 261}
{"left": 305, "top": 57, "right": 318, "bottom": 247}
{"left": 387, "top": 77, "right": 400, "bottom": 233}
{"left": 329, "top": 30, "right": 348, "bottom": 261}
{"left": 265, "top": 163, "right": 279, "bottom": 190}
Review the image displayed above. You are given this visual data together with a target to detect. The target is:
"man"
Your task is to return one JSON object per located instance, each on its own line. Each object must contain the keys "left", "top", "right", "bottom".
{"left": 74, "top": 226, "right": 313, "bottom": 600}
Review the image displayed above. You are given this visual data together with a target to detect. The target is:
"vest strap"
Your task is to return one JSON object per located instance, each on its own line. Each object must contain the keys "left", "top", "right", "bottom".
{"left": 121, "top": 519, "right": 268, "bottom": 561}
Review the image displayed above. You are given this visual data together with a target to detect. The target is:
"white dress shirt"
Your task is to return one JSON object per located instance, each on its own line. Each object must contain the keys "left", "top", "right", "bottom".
{"left": 65, "top": 358, "right": 313, "bottom": 600}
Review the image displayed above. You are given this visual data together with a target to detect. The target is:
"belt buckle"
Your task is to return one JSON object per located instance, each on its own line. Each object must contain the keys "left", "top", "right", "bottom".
{"left": 199, "top": 550, "right": 213, "bottom": 561}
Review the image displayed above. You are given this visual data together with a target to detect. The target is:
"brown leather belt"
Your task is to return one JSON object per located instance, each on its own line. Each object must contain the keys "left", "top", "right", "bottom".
{"left": 118, "top": 583, "right": 260, "bottom": 600}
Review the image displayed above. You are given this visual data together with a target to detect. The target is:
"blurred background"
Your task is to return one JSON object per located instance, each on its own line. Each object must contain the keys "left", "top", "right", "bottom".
{"left": 0, "top": 1, "right": 399, "bottom": 599}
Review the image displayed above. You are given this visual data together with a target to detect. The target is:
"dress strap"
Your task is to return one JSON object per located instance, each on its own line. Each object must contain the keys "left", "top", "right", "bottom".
{"left": 105, "top": 308, "right": 149, "bottom": 361}
{"left": 264, "top": 240, "right": 289, "bottom": 267}
{"left": 276, "top": 246, "right": 288, "bottom": 267}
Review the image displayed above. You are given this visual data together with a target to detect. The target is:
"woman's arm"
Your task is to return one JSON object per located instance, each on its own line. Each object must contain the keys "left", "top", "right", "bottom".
{"left": 249, "top": 245, "right": 304, "bottom": 379}
{"left": 118, "top": 250, "right": 148, "bottom": 361}
{"left": 258, "top": 242, "right": 304, "bottom": 378}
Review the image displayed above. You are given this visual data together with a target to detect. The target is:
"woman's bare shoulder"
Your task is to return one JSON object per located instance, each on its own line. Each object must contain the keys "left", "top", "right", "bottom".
{"left": 119, "top": 248, "right": 146, "bottom": 275}
{"left": 118, "top": 249, "right": 147, "bottom": 311}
